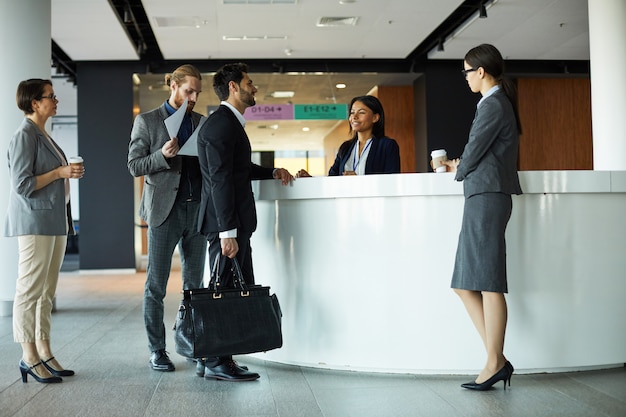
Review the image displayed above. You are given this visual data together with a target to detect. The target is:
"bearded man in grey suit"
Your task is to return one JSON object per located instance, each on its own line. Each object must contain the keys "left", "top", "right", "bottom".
{"left": 196, "top": 63, "right": 293, "bottom": 381}
{"left": 128, "top": 64, "right": 207, "bottom": 372}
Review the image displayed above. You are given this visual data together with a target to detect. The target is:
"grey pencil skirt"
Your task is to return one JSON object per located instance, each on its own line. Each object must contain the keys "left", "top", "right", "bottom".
{"left": 451, "top": 192, "right": 512, "bottom": 293}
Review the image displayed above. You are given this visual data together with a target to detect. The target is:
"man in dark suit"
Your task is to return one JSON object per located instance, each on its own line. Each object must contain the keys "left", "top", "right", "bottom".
{"left": 196, "top": 63, "right": 293, "bottom": 381}
{"left": 128, "top": 64, "right": 207, "bottom": 372}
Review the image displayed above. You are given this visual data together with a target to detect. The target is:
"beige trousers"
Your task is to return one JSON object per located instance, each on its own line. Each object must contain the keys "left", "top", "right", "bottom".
{"left": 13, "top": 234, "right": 67, "bottom": 343}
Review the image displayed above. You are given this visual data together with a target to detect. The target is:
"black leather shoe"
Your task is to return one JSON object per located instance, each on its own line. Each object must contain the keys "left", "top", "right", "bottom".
{"left": 196, "top": 358, "right": 248, "bottom": 376}
{"left": 149, "top": 350, "right": 175, "bottom": 372}
{"left": 196, "top": 358, "right": 206, "bottom": 377}
{"left": 204, "top": 360, "right": 259, "bottom": 381}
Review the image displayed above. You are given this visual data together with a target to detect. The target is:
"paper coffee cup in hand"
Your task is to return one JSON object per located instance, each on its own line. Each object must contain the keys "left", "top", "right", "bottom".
{"left": 430, "top": 149, "right": 447, "bottom": 173}
{"left": 69, "top": 156, "right": 83, "bottom": 166}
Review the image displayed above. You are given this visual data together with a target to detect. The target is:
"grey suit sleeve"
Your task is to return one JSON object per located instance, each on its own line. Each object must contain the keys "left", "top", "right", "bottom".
{"left": 8, "top": 128, "right": 39, "bottom": 198}
{"left": 127, "top": 113, "right": 171, "bottom": 177}
{"left": 455, "top": 99, "right": 503, "bottom": 181}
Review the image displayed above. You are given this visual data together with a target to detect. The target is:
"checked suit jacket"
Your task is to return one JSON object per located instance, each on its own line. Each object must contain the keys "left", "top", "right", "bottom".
{"left": 127, "top": 102, "right": 203, "bottom": 228}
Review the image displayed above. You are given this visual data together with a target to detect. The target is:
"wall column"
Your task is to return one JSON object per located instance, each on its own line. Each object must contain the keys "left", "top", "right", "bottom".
{"left": 0, "top": 0, "right": 51, "bottom": 316}
{"left": 588, "top": 0, "right": 626, "bottom": 170}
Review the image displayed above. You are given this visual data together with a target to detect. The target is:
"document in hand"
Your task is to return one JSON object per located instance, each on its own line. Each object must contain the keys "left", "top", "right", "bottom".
{"left": 178, "top": 116, "right": 207, "bottom": 156}
{"left": 164, "top": 98, "right": 188, "bottom": 139}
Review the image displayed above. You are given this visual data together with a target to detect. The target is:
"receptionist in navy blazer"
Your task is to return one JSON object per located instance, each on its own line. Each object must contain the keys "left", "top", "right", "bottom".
{"left": 296, "top": 95, "right": 400, "bottom": 177}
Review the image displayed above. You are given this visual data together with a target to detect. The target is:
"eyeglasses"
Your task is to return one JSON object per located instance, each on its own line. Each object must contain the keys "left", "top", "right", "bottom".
{"left": 461, "top": 68, "right": 478, "bottom": 77}
{"left": 37, "top": 94, "right": 57, "bottom": 101}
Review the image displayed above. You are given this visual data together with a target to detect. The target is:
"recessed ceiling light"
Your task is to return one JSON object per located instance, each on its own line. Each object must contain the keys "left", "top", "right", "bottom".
{"left": 270, "top": 91, "right": 295, "bottom": 98}
{"left": 335, "top": 83, "right": 347, "bottom": 89}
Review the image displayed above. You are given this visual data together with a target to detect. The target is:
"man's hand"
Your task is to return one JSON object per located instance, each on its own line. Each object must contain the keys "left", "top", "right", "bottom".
{"left": 273, "top": 168, "right": 294, "bottom": 186}
{"left": 221, "top": 237, "right": 239, "bottom": 258}
{"left": 161, "top": 137, "right": 180, "bottom": 158}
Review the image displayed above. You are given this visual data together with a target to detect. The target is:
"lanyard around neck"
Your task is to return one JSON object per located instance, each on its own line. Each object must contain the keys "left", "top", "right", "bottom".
{"left": 352, "top": 138, "right": 372, "bottom": 171}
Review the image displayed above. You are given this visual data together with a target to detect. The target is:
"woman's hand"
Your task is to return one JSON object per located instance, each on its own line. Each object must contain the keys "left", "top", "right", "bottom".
{"left": 58, "top": 164, "right": 85, "bottom": 179}
{"left": 442, "top": 158, "right": 460, "bottom": 172}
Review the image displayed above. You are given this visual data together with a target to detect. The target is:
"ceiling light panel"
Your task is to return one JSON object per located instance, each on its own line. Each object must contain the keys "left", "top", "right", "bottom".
{"left": 223, "top": 0, "right": 297, "bottom": 4}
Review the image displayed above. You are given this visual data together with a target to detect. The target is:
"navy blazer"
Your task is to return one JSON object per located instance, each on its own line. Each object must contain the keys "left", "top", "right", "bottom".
{"left": 197, "top": 105, "right": 274, "bottom": 235}
{"left": 328, "top": 136, "right": 401, "bottom": 176}
{"left": 455, "top": 89, "right": 523, "bottom": 198}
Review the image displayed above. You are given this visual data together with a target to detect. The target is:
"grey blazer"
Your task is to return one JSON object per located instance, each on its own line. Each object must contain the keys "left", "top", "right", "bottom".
{"left": 127, "top": 103, "right": 203, "bottom": 228}
{"left": 455, "top": 89, "right": 523, "bottom": 198}
{"left": 4, "top": 118, "right": 74, "bottom": 237}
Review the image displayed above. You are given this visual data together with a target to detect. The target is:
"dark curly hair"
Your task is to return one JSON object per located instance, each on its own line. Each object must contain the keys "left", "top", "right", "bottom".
{"left": 212, "top": 63, "right": 250, "bottom": 101}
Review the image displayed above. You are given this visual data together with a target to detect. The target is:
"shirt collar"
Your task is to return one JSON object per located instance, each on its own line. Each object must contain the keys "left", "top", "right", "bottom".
{"left": 221, "top": 101, "right": 246, "bottom": 127}
{"left": 164, "top": 100, "right": 176, "bottom": 115}
{"left": 478, "top": 85, "right": 500, "bottom": 108}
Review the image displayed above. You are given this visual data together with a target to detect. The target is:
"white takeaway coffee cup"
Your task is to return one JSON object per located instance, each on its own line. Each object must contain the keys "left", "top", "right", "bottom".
{"left": 431, "top": 149, "right": 447, "bottom": 173}
{"left": 69, "top": 156, "right": 83, "bottom": 167}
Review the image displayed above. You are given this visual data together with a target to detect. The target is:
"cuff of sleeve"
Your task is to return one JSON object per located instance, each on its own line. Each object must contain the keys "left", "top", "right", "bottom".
{"left": 219, "top": 229, "right": 237, "bottom": 238}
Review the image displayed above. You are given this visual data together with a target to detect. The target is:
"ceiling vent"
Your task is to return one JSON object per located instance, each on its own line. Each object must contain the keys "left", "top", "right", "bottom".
{"left": 316, "top": 16, "right": 359, "bottom": 27}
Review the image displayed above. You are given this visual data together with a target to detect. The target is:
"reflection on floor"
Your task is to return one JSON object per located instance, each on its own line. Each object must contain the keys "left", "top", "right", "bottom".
{"left": 0, "top": 270, "right": 625, "bottom": 417}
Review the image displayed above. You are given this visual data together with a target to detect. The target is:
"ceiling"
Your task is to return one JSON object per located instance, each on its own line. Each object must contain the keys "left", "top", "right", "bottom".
{"left": 50, "top": 0, "right": 590, "bottom": 151}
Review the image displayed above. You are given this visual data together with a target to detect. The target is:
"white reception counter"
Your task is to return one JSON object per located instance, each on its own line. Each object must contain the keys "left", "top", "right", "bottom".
{"left": 248, "top": 171, "right": 626, "bottom": 374}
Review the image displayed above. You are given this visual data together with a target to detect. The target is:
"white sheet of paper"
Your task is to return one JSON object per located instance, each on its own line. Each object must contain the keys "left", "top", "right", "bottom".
{"left": 164, "top": 98, "right": 188, "bottom": 139}
{"left": 178, "top": 116, "right": 207, "bottom": 156}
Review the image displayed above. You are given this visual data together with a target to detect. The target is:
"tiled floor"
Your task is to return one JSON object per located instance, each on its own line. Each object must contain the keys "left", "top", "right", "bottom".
{"left": 1, "top": 269, "right": 625, "bottom": 417}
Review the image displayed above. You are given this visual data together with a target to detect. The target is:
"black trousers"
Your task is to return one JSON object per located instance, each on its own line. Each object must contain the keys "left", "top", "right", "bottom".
{"left": 203, "top": 231, "right": 255, "bottom": 366}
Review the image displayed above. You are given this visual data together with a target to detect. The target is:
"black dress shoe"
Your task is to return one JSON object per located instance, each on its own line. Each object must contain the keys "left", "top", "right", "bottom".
{"left": 196, "top": 358, "right": 206, "bottom": 377}
{"left": 461, "top": 365, "right": 512, "bottom": 391}
{"left": 149, "top": 350, "right": 175, "bottom": 372}
{"left": 204, "top": 360, "right": 259, "bottom": 381}
{"left": 196, "top": 358, "right": 248, "bottom": 377}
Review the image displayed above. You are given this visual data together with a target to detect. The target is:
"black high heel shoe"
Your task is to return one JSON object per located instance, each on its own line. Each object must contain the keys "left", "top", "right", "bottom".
{"left": 505, "top": 360, "right": 514, "bottom": 375}
{"left": 42, "top": 357, "right": 75, "bottom": 377}
{"left": 19, "top": 360, "right": 62, "bottom": 383}
{"left": 461, "top": 364, "right": 512, "bottom": 391}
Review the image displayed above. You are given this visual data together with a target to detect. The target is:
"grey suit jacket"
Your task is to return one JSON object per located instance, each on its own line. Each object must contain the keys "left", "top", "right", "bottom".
{"left": 4, "top": 118, "right": 74, "bottom": 236}
{"left": 127, "top": 103, "right": 203, "bottom": 228}
{"left": 455, "top": 89, "right": 523, "bottom": 198}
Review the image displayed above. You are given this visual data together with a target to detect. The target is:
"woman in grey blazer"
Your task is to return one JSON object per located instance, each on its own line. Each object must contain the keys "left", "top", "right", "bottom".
{"left": 443, "top": 45, "right": 523, "bottom": 391}
{"left": 5, "top": 79, "right": 84, "bottom": 383}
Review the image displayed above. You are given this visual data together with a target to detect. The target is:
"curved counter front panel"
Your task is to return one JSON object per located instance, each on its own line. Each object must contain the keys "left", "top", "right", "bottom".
{"left": 243, "top": 171, "right": 626, "bottom": 374}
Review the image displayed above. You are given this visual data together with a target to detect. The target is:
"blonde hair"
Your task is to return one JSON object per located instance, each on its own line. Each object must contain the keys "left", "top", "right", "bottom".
{"left": 165, "top": 64, "right": 201, "bottom": 87}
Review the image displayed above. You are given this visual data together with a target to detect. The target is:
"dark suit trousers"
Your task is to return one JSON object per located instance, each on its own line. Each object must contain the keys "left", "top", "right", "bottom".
{"left": 204, "top": 230, "right": 254, "bottom": 365}
{"left": 207, "top": 231, "right": 255, "bottom": 286}
{"left": 144, "top": 200, "right": 207, "bottom": 352}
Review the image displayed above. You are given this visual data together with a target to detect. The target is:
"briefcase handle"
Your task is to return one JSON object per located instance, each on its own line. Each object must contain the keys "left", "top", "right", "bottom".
{"left": 208, "top": 255, "right": 248, "bottom": 294}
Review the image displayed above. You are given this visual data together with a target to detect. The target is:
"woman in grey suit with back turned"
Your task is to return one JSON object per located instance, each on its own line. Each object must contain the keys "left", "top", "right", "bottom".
{"left": 443, "top": 44, "right": 523, "bottom": 391}
{"left": 5, "top": 79, "right": 84, "bottom": 383}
